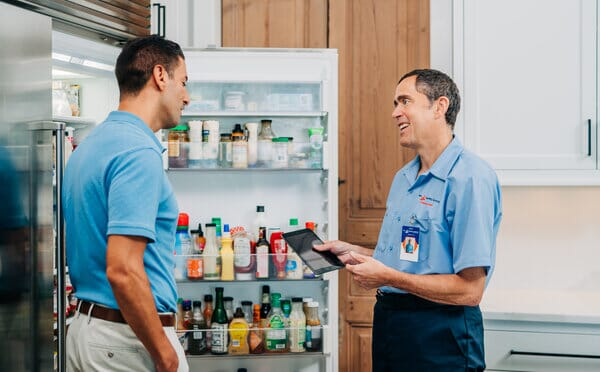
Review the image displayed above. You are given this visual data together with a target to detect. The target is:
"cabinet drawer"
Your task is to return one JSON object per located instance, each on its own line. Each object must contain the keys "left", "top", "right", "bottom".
{"left": 485, "top": 330, "right": 600, "bottom": 371}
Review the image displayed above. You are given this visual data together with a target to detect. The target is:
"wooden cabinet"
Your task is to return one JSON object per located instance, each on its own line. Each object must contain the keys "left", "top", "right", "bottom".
{"left": 151, "top": 0, "right": 221, "bottom": 48}
{"left": 452, "top": 0, "right": 600, "bottom": 185}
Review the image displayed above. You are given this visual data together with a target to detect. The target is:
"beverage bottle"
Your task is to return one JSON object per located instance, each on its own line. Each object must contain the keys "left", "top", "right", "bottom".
{"left": 265, "top": 293, "right": 287, "bottom": 353}
{"left": 220, "top": 224, "right": 235, "bottom": 281}
{"left": 203, "top": 294, "right": 214, "bottom": 352}
{"left": 224, "top": 296, "right": 234, "bottom": 323}
{"left": 255, "top": 227, "right": 270, "bottom": 279}
{"left": 289, "top": 297, "right": 306, "bottom": 352}
{"left": 174, "top": 213, "right": 192, "bottom": 280}
{"left": 305, "top": 301, "right": 322, "bottom": 351}
{"left": 270, "top": 231, "right": 287, "bottom": 279}
{"left": 233, "top": 228, "right": 255, "bottom": 280}
{"left": 203, "top": 223, "right": 221, "bottom": 280}
{"left": 249, "top": 303, "right": 265, "bottom": 354}
{"left": 181, "top": 299, "right": 193, "bottom": 353}
{"left": 259, "top": 285, "right": 271, "bottom": 329}
{"left": 211, "top": 287, "right": 229, "bottom": 355}
{"left": 257, "top": 119, "right": 276, "bottom": 167}
{"left": 228, "top": 307, "right": 250, "bottom": 355}
{"left": 285, "top": 218, "right": 304, "bottom": 279}
{"left": 188, "top": 300, "right": 208, "bottom": 355}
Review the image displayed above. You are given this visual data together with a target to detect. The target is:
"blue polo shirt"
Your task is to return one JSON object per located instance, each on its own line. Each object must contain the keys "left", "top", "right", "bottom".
{"left": 63, "top": 111, "right": 179, "bottom": 312}
{"left": 373, "top": 138, "right": 502, "bottom": 294}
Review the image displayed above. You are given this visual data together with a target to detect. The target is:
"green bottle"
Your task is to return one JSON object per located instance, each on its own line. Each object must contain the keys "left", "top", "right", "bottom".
{"left": 265, "top": 293, "right": 287, "bottom": 352}
{"left": 211, "top": 287, "right": 229, "bottom": 354}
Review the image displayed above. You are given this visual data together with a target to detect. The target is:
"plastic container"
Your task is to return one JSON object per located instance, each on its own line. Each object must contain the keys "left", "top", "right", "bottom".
{"left": 271, "top": 137, "right": 289, "bottom": 168}
{"left": 168, "top": 125, "right": 190, "bottom": 168}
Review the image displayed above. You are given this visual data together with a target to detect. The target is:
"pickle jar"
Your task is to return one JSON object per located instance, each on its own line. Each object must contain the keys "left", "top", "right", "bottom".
{"left": 168, "top": 124, "right": 190, "bottom": 168}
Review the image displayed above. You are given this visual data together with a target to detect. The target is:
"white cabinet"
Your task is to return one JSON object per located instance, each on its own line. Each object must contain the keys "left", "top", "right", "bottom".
{"left": 151, "top": 0, "right": 221, "bottom": 48}
{"left": 165, "top": 49, "right": 338, "bottom": 372}
{"left": 449, "top": 0, "right": 600, "bottom": 185}
{"left": 484, "top": 318, "right": 600, "bottom": 371}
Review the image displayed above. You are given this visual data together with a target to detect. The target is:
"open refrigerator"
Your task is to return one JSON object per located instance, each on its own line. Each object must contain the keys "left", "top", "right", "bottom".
{"left": 165, "top": 48, "right": 339, "bottom": 371}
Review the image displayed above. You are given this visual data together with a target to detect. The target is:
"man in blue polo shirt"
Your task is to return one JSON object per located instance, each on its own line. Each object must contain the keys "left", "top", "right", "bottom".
{"left": 316, "top": 69, "right": 502, "bottom": 371}
{"left": 63, "top": 36, "right": 190, "bottom": 372}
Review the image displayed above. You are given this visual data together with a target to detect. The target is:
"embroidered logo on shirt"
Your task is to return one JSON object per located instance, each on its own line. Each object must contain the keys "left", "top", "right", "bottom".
{"left": 418, "top": 194, "right": 440, "bottom": 207}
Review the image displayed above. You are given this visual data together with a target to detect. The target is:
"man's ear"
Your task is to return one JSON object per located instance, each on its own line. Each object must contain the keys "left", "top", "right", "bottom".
{"left": 433, "top": 96, "right": 449, "bottom": 120}
{"left": 152, "top": 64, "right": 168, "bottom": 91}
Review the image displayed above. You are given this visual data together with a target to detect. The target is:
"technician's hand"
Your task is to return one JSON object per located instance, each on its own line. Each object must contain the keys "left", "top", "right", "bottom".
{"left": 155, "top": 346, "right": 179, "bottom": 372}
{"left": 313, "top": 240, "right": 361, "bottom": 265}
{"left": 345, "top": 252, "right": 391, "bottom": 290}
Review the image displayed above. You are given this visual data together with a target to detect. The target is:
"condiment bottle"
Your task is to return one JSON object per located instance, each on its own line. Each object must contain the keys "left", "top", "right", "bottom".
{"left": 218, "top": 133, "right": 232, "bottom": 168}
{"left": 211, "top": 287, "right": 229, "bottom": 355}
{"left": 168, "top": 124, "right": 189, "bottom": 168}
{"left": 203, "top": 223, "right": 221, "bottom": 280}
{"left": 182, "top": 299, "right": 193, "bottom": 352}
{"left": 233, "top": 228, "right": 255, "bottom": 280}
{"left": 203, "top": 294, "right": 214, "bottom": 352}
{"left": 271, "top": 137, "right": 289, "bottom": 168}
{"left": 241, "top": 300, "right": 253, "bottom": 324}
{"left": 255, "top": 227, "right": 270, "bottom": 279}
{"left": 220, "top": 224, "right": 235, "bottom": 281}
{"left": 285, "top": 218, "right": 303, "bottom": 279}
{"left": 174, "top": 213, "right": 192, "bottom": 280}
{"left": 187, "top": 224, "right": 203, "bottom": 280}
{"left": 224, "top": 296, "right": 234, "bottom": 323}
{"left": 228, "top": 307, "right": 250, "bottom": 355}
{"left": 289, "top": 297, "right": 306, "bottom": 352}
{"left": 259, "top": 285, "right": 271, "bottom": 329}
{"left": 305, "top": 301, "right": 322, "bottom": 351}
{"left": 232, "top": 133, "right": 248, "bottom": 168}
{"left": 245, "top": 122, "right": 258, "bottom": 167}
{"left": 249, "top": 303, "right": 265, "bottom": 354}
{"left": 188, "top": 300, "right": 208, "bottom": 355}
{"left": 270, "top": 231, "right": 287, "bottom": 279}
{"left": 257, "top": 119, "right": 276, "bottom": 167}
{"left": 265, "top": 293, "right": 287, "bottom": 353}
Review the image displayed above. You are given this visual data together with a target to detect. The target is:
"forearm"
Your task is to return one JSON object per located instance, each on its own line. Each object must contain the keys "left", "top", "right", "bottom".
{"left": 351, "top": 244, "right": 373, "bottom": 257}
{"left": 383, "top": 266, "right": 486, "bottom": 306}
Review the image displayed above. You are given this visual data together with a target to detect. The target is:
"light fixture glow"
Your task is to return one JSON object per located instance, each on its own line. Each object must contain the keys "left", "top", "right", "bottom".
{"left": 52, "top": 52, "right": 70, "bottom": 62}
{"left": 82, "top": 60, "right": 113, "bottom": 71}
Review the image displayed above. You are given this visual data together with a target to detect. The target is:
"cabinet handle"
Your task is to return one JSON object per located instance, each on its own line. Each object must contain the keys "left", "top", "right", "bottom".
{"left": 152, "top": 3, "right": 166, "bottom": 38}
{"left": 587, "top": 119, "right": 592, "bottom": 156}
{"left": 511, "top": 350, "right": 600, "bottom": 360}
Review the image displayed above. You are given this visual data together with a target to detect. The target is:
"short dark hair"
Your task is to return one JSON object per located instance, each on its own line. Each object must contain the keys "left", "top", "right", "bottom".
{"left": 115, "top": 35, "right": 185, "bottom": 97}
{"left": 399, "top": 69, "right": 461, "bottom": 129}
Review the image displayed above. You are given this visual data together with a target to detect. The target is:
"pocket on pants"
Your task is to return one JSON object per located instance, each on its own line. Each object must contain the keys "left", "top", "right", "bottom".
{"left": 87, "top": 341, "right": 154, "bottom": 372}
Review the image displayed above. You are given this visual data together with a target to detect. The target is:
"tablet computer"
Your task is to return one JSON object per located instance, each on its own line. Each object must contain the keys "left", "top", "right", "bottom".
{"left": 282, "top": 228, "right": 345, "bottom": 275}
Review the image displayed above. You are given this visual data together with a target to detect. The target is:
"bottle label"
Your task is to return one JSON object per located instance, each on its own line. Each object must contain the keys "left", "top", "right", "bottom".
{"left": 257, "top": 140, "right": 273, "bottom": 162}
{"left": 234, "top": 237, "right": 252, "bottom": 267}
{"left": 256, "top": 245, "right": 269, "bottom": 278}
{"left": 229, "top": 322, "right": 248, "bottom": 350}
{"left": 168, "top": 140, "right": 180, "bottom": 157}
{"left": 211, "top": 323, "right": 228, "bottom": 353}
{"left": 266, "top": 315, "right": 286, "bottom": 350}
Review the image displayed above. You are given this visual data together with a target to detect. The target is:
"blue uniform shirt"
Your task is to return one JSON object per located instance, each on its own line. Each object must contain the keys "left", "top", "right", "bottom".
{"left": 373, "top": 138, "right": 502, "bottom": 294}
{"left": 63, "top": 111, "right": 179, "bottom": 312}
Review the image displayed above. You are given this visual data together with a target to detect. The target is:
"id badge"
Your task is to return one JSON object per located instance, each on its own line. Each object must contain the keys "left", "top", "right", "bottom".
{"left": 400, "top": 225, "right": 420, "bottom": 262}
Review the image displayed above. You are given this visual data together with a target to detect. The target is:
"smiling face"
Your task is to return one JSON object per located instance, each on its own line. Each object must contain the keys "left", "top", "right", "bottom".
{"left": 161, "top": 57, "right": 190, "bottom": 130}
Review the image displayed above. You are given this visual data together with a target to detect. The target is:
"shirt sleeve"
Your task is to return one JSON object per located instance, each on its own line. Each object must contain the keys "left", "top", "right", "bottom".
{"left": 447, "top": 172, "right": 501, "bottom": 274}
{"left": 106, "top": 148, "right": 164, "bottom": 242}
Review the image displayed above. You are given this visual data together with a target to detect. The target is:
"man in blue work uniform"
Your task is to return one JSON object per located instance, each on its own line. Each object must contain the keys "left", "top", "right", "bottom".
{"left": 316, "top": 69, "right": 502, "bottom": 371}
{"left": 63, "top": 36, "right": 190, "bottom": 372}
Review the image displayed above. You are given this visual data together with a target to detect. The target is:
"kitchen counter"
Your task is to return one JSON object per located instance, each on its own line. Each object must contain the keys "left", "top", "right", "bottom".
{"left": 481, "top": 289, "right": 600, "bottom": 325}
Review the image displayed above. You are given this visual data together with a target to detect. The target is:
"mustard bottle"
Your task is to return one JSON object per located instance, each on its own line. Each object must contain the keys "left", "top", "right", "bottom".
{"left": 228, "top": 307, "right": 250, "bottom": 355}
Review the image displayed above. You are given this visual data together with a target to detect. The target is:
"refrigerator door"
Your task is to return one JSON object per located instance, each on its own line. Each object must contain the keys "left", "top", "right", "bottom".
{"left": 0, "top": 2, "right": 55, "bottom": 371}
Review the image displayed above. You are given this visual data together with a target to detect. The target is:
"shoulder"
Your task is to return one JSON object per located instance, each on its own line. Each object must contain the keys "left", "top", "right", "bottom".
{"left": 447, "top": 149, "right": 500, "bottom": 191}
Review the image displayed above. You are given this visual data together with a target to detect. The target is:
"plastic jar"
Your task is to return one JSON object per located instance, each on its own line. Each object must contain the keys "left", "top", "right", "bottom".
{"left": 219, "top": 133, "right": 232, "bottom": 168}
{"left": 168, "top": 125, "right": 190, "bottom": 168}
{"left": 271, "top": 137, "right": 289, "bottom": 168}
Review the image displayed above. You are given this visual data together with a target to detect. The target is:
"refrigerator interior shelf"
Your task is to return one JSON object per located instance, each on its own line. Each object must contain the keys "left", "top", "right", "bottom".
{"left": 185, "top": 351, "right": 330, "bottom": 360}
{"left": 53, "top": 115, "right": 96, "bottom": 129}
{"left": 176, "top": 278, "right": 324, "bottom": 284}
{"left": 181, "top": 111, "right": 327, "bottom": 118}
{"left": 166, "top": 167, "right": 324, "bottom": 172}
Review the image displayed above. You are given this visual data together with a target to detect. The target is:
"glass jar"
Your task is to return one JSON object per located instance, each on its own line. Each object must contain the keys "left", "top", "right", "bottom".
{"left": 232, "top": 135, "right": 248, "bottom": 168}
{"left": 257, "top": 119, "right": 276, "bottom": 167}
{"left": 271, "top": 137, "right": 289, "bottom": 168}
{"left": 168, "top": 125, "right": 190, "bottom": 168}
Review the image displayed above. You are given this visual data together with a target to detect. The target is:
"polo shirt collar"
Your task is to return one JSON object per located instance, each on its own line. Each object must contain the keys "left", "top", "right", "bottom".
{"left": 402, "top": 137, "right": 464, "bottom": 183}
{"left": 106, "top": 111, "right": 164, "bottom": 152}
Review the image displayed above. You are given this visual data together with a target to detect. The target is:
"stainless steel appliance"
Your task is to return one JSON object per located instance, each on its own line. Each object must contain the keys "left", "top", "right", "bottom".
{"left": 0, "top": 2, "right": 65, "bottom": 371}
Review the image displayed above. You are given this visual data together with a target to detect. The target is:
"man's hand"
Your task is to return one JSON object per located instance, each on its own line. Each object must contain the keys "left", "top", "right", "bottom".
{"left": 313, "top": 240, "right": 369, "bottom": 264}
{"left": 155, "top": 348, "right": 179, "bottom": 372}
{"left": 345, "top": 252, "right": 392, "bottom": 290}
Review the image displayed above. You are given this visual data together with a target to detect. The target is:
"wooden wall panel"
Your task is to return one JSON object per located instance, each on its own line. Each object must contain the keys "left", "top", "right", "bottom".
{"left": 222, "top": 0, "right": 327, "bottom": 48}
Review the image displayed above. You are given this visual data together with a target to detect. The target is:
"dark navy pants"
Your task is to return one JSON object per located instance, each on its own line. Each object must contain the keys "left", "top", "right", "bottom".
{"left": 372, "top": 292, "right": 485, "bottom": 372}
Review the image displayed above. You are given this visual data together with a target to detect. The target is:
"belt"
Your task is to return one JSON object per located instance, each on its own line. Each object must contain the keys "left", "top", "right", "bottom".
{"left": 78, "top": 300, "right": 175, "bottom": 327}
{"left": 376, "top": 290, "right": 450, "bottom": 310}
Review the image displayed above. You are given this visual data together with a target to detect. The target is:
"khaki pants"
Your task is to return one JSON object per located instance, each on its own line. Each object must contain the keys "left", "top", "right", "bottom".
{"left": 66, "top": 310, "right": 188, "bottom": 372}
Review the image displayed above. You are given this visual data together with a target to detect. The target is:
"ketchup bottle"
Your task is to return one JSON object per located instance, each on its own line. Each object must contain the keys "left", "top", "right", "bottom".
{"left": 269, "top": 231, "right": 287, "bottom": 279}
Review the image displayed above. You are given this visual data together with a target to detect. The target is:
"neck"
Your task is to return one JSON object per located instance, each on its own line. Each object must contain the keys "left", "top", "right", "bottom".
{"left": 118, "top": 91, "right": 162, "bottom": 132}
{"left": 417, "top": 132, "right": 453, "bottom": 175}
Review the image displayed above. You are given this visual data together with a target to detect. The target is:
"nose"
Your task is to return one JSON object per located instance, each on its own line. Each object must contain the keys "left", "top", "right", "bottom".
{"left": 392, "top": 104, "right": 404, "bottom": 119}
{"left": 183, "top": 89, "right": 191, "bottom": 106}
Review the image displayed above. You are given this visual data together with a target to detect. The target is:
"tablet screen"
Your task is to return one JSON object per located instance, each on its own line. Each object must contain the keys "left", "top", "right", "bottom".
{"left": 282, "top": 228, "right": 345, "bottom": 275}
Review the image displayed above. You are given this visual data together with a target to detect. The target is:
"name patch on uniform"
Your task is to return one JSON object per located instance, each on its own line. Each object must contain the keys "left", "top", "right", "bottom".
{"left": 400, "top": 225, "right": 420, "bottom": 262}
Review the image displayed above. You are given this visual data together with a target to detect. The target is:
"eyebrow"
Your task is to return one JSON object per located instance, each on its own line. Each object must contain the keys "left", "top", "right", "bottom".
{"left": 393, "top": 94, "right": 411, "bottom": 105}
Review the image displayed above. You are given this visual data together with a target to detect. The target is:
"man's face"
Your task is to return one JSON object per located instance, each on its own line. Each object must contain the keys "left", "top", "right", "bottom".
{"left": 392, "top": 76, "right": 440, "bottom": 150}
{"left": 163, "top": 57, "right": 190, "bottom": 130}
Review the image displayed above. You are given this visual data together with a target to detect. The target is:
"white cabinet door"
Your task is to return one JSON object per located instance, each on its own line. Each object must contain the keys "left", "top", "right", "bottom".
{"left": 151, "top": 0, "right": 221, "bottom": 48}
{"left": 457, "top": 0, "right": 597, "bottom": 171}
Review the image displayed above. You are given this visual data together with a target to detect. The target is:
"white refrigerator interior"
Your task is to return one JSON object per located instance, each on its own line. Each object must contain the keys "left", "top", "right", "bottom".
{"left": 167, "top": 48, "right": 338, "bottom": 371}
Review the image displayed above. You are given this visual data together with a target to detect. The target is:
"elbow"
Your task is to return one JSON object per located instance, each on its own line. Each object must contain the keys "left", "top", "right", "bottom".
{"left": 106, "top": 264, "right": 131, "bottom": 292}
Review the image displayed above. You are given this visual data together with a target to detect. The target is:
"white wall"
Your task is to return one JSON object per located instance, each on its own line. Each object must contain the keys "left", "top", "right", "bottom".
{"left": 431, "top": 1, "right": 600, "bottom": 317}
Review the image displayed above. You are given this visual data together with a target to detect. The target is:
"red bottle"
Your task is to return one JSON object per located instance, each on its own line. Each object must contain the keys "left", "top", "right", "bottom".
{"left": 269, "top": 231, "right": 287, "bottom": 279}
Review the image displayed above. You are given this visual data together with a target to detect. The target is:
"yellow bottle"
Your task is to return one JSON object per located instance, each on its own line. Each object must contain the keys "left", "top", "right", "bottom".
{"left": 228, "top": 307, "right": 250, "bottom": 354}
{"left": 220, "top": 224, "right": 234, "bottom": 281}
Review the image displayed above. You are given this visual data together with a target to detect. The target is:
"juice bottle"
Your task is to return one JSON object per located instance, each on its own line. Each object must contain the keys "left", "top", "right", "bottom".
{"left": 228, "top": 307, "right": 250, "bottom": 355}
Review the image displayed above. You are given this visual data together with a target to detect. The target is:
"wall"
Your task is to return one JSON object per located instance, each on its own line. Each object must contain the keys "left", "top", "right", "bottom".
{"left": 431, "top": 0, "right": 600, "bottom": 317}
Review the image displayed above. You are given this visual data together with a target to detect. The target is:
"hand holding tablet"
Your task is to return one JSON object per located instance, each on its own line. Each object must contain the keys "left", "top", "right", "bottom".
{"left": 282, "top": 228, "right": 345, "bottom": 275}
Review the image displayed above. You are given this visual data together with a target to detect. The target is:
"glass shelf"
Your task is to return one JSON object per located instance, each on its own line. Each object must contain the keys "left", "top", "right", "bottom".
{"left": 166, "top": 167, "right": 323, "bottom": 172}
{"left": 186, "top": 351, "right": 329, "bottom": 360}
{"left": 181, "top": 111, "right": 327, "bottom": 118}
{"left": 176, "top": 277, "right": 322, "bottom": 284}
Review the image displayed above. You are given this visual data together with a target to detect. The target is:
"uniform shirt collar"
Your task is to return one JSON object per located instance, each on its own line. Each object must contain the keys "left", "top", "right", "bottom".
{"left": 402, "top": 137, "right": 464, "bottom": 182}
{"left": 106, "top": 111, "right": 165, "bottom": 153}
